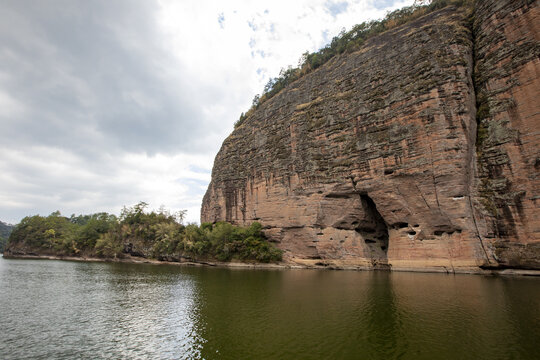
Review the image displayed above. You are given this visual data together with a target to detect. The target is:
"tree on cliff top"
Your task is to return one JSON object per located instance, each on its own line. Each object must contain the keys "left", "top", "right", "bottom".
{"left": 235, "top": 0, "right": 473, "bottom": 128}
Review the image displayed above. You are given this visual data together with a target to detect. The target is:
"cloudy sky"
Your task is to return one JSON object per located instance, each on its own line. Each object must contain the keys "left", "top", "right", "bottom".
{"left": 0, "top": 0, "right": 413, "bottom": 224}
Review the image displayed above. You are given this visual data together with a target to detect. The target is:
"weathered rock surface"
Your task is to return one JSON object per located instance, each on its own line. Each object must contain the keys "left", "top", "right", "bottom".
{"left": 202, "top": 0, "right": 540, "bottom": 271}
{"left": 473, "top": 0, "right": 540, "bottom": 269}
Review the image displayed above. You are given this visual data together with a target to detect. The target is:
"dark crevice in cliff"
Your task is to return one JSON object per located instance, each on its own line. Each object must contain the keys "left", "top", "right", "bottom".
{"left": 469, "top": 4, "right": 496, "bottom": 266}
{"left": 428, "top": 144, "right": 441, "bottom": 209}
{"left": 471, "top": 0, "right": 538, "bottom": 251}
{"left": 202, "top": 0, "right": 538, "bottom": 270}
{"left": 357, "top": 194, "right": 390, "bottom": 269}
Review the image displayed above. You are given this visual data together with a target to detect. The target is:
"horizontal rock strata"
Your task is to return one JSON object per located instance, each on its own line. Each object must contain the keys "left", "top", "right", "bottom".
{"left": 202, "top": 0, "right": 540, "bottom": 271}
{"left": 473, "top": 0, "right": 540, "bottom": 269}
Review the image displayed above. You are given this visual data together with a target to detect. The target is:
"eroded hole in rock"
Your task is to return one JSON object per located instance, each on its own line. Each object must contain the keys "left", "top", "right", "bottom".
{"left": 357, "top": 194, "right": 389, "bottom": 269}
{"left": 394, "top": 222, "right": 409, "bottom": 229}
{"left": 325, "top": 193, "right": 350, "bottom": 199}
{"left": 355, "top": 227, "right": 376, "bottom": 234}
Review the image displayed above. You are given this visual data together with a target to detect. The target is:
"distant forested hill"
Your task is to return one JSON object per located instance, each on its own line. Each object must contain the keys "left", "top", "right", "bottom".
{"left": 1, "top": 221, "right": 14, "bottom": 253}
{"left": 0, "top": 221, "right": 14, "bottom": 239}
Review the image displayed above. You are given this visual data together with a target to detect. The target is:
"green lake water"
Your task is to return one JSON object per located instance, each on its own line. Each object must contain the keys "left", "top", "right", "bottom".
{"left": 1, "top": 256, "right": 539, "bottom": 359}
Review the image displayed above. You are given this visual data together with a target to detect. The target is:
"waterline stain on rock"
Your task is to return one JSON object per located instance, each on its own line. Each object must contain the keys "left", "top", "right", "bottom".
{"left": 202, "top": 0, "right": 540, "bottom": 271}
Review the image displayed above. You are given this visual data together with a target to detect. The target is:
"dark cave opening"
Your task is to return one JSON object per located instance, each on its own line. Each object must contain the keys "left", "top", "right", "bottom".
{"left": 356, "top": 194, "right": 390, "bottom": 269}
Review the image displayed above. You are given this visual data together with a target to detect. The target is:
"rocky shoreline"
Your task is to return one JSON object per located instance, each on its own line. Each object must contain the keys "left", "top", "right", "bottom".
{"left": 3, "top": 253, "right": 539, "bottom": 276}
{"left": 201, "top": 0, "right": 540, "bottom": 271}
{"left": 1, "top": 253, "right": 285, "bottom": 270}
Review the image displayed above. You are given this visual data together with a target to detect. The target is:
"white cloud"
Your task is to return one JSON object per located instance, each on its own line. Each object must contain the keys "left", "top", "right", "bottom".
{"left": 0, "top": 0, "right": 414, "bottom": 224}
{"left": 0, "top": 146, "right": 212, "bottom": 223}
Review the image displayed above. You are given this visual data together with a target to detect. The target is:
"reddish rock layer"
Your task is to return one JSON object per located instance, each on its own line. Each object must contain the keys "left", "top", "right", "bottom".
{"left": 473, "top": 0, "right": 540, "bottom": 269}
{"left": 202, "top": 0, "right": 540, "bottom": 271}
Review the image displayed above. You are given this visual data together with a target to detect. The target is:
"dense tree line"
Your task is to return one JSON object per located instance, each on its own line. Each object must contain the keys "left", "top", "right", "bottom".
{"left": 5, "top": 202, "right": 282, "bottom": 263}
{"left": 235, "top": 0, "right": 473, "bottom": 128}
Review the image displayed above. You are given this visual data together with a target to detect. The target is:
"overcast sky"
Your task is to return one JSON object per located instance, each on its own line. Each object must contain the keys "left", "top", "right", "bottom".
{"left": 0, "top": 0, "right": 413, "bottom": 224}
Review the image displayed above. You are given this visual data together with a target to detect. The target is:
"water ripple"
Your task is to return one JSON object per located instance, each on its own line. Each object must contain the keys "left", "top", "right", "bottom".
{"left": 1, "top": 259, "right": 539, "bottom": 360}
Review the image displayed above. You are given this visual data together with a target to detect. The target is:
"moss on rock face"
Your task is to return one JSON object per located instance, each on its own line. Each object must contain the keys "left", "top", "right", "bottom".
{"left": 204, "top": 4, "right": 491, "bottom": 269}
{"left": 475, "top": 92, "right": 490, "bottom": 122}
{"left": 472, "top": 0, "right": 540, "bottom": 255}
{"left": 493, "top": 241, "right": 540, "bottom": 270}
{"left": 204, "top": 0, "right": 540, "bottom": 270}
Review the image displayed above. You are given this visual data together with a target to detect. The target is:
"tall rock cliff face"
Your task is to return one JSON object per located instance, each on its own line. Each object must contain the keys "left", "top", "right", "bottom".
{"left": 473, "top": 0, "right": 540, "bottom": 269}
{"left": 202, "top": 0, "right": 540, "bottom": 272}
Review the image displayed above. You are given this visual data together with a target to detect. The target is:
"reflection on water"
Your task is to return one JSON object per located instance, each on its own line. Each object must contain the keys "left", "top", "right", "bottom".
{"left": 0, "top": 259, "right": 204, "bottom": 359}
{"left": 194, "top": 269, "right": 540, "bottom": 360}
{"left": 1, "top": 257, "right": 539, "bottom": 360}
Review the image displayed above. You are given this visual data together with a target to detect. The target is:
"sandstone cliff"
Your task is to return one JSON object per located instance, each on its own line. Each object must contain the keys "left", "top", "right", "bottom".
{"left": 202, "top": 0, "right": 539, "bottom": 272}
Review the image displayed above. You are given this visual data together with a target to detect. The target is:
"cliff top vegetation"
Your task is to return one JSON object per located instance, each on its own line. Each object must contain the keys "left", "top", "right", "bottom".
{"left": 234, "top": 0, "right": 473, "bottom": 128}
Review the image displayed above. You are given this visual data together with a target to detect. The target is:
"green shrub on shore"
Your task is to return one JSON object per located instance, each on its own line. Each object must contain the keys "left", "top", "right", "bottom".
{"left": 5, "top": 202, "right": 282, "bottom": 263}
